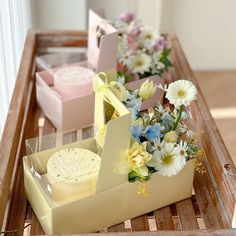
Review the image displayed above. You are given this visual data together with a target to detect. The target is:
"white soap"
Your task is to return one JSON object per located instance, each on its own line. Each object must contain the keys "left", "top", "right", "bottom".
{"left": 47, "top": 148, "right": 101, "bottom": 203}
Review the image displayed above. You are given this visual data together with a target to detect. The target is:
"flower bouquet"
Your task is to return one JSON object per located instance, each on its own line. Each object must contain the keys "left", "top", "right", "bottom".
{"left": 116, "top": 79, "right": 204, "bottom": 185}
{"left": 112, "top": 12, "right": 172, "bottom": 110}
{"left": 112, "top": 12, "right": 172, "bottom": 80}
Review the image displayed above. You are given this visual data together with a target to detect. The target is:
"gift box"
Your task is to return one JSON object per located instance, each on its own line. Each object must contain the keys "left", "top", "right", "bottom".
{"left": 24, "top": 70, "right": 194, "bottom": 234}
{"left": 36, "top": 10, "right": 118, "bottom": 131}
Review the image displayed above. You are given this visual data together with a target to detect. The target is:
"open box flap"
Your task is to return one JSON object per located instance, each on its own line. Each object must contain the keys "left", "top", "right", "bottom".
{"left": 94, "top": 70, "right": 131, "bottom": 193}
{"left": 88, "top": 10, "right": 117, "bottom": 72}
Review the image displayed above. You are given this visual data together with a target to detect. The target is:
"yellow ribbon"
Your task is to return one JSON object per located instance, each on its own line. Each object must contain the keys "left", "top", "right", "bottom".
{"left": 93, "top": 72, "right": 128, "bottom": 102}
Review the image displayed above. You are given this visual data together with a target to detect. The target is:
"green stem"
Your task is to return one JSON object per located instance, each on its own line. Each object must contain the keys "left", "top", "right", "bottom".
{"left": 173, "top": 105, "right": 183, "bottom": 131}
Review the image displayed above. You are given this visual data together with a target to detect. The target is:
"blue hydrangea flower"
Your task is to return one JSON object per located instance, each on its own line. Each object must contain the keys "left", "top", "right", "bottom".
{"left": 131, "top": 125, "right": 143, "bottom": 143}
{"left": 125, "top": 98, "right": 142, "bottom": 119}
{"left": 142, "top": 123, "right": 162, "bottom": 141}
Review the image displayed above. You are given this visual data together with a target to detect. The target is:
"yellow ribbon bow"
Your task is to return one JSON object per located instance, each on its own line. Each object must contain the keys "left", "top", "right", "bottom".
{"left": 93, "top": 72, "right": 128, "bottom": 102}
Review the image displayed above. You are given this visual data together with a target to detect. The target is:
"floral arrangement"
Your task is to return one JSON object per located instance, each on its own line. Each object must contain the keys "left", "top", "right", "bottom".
{"left": 115, "top": 78, "right": 204, "bottom": 182}
{"left": 112, "top": 12, "right": 172, "bottom": 82}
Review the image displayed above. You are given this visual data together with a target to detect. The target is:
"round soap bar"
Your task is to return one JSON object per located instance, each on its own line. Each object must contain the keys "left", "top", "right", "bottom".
{"left": 53, "top": 66, "right": 95, "bottom": 99}
{"left": 47, "top": 148, "right": 101, "bottom": 202}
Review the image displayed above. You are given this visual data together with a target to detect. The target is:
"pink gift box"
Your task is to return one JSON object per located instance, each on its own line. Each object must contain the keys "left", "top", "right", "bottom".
{"left": 36, "top": 65, "right": 95, "bottom": 132}
{"left": 125, "top": 75, "right": 165, "bottom": 110}
{"left": 36, "top": 10, "right": 118, "bottom": 132}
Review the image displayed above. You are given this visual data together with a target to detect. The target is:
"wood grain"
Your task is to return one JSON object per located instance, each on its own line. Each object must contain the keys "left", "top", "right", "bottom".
{"left": 171, "top": 32, "right": 236, "bottom": 220}
{"left": 175, "top": 199, "right": 199, "bottom": 230}
{"left": 32, "top": 229, "right": 236, "bottom": 236}
{"left": 154, "top": 206, "right": 175, "bottom": 230}
{"left": 131, "top": 215, "right": 149, "bottom": 231}
{"left": 107, "top": 223, "right": 126, "bottom": 232}
{"left": 0, "top": 29, "right": 36, "bottom": 230}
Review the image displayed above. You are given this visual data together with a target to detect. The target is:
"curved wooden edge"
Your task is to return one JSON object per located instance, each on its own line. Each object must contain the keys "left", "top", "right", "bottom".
{"left": 168, "top": 32, "right": 236, "bottom": 227}
{"left": 34, "top": 29, "right": 88, "bottom": 50}
{"left": 0, "top": 29, "right": 37, "bottom": 229}
{"left": 32, "top": 229, "right": 236, "bottom": 236}
{"left": 34, "top": 29, "right": 88, "bottom": 37}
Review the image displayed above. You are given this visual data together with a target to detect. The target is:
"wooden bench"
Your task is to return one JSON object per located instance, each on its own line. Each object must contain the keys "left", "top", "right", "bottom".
{"left": 1, "top": 29, "right": 236, "bottom": 235}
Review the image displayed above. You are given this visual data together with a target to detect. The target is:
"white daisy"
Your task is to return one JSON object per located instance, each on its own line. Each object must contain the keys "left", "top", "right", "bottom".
{"left": 119, "top": 50, "right": 134, "bottom": 68}
{"left": 146, "top": 140, "right": 163, "bottom": 168}
{"left": 157, "top": 142, "right": 186, "bottom": 177}
{"left": 139, "top": 26, "right": 158, "bottom": 49}
{"left": 165, "top": 80, "right": 197, "bottom": 107}
{"left": 177, "top": 140, "right": 188, "bottom": 158}
{"left": 131, "top": 53, "right": 151, "bottom": 74}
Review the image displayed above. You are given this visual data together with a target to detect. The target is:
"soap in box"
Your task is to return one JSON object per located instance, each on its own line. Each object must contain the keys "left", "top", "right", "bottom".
{"left": 36, "top": 9, "right": 118, "bottom": 131}
{"left": 24, "top": 70, "right": 194, "bottom": 234}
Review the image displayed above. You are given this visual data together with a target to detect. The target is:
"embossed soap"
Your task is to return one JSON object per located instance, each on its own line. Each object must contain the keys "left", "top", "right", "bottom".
{"left": 47, "top": 148, "right": 101, "bottom": 202}
{"left": 53, "top": 66, "right": 96, "bottom": 99}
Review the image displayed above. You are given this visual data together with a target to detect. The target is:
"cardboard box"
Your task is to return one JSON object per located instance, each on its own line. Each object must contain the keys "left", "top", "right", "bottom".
{"left": 24, "top": 70, "right": 194, "bottom": 234}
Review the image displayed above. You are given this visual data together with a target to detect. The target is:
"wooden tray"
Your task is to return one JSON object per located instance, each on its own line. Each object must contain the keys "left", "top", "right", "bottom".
{"left": 1, "top": 30, "right": 236, "bottom": 236}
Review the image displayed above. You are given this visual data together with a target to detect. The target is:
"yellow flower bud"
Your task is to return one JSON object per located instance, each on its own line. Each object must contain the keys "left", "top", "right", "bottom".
{"left": 132, "top": 117, "right": 143, "bottom": 125}
{"left": 139, "top": 79, "right": 157, "bottom": 101}
{"left": 164, "top": 131, "right": 178, "bottom": 143}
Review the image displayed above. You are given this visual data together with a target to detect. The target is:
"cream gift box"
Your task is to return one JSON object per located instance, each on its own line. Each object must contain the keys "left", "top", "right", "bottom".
{"left": 24, "top": 70, "right": 194, "bottom": 234}
{"left": 36, "top": 10, "right": 118, "bottom": 132}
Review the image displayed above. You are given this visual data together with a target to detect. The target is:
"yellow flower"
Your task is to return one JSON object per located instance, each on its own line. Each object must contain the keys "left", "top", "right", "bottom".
{"left": 115, "top": 142, "right": 152, "bottom": 177}
{"left": 139, "top": 79, "right": 157, "bottom": 101}
{"left": 132, "top": 117, "right": 144, "bottom": 126}
{"left": 164, "top": 131, "right": 178, "bottom": 143}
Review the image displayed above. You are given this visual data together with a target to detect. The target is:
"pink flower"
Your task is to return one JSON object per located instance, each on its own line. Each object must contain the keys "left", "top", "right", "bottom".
{"left": 153, "top": 36, "right": 165, "bottom": 51}
{"left": 128, "top": 25, "right": 141, "bottom": 38}
{"left": 153, "top": 36, "right": 171, "bottom": 51}
{"left": 119, "top": 12, "right": 135, "bottom": 23}
{"left": 127, "top": 36, "right": 139, "bottom": 50}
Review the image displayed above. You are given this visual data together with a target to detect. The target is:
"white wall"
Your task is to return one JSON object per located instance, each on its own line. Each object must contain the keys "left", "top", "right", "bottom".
{"left": 32, "top": 0, "right": 86, "bottom": 30}
{"left": 161, "top": 0, "right": 236, "bottom": 70}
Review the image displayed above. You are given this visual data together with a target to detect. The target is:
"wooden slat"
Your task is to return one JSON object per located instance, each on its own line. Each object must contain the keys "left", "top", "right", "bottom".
{"left": 107, "top": 223, "right": 126, "bottom": 232}
{"left": 5, "top": 107, "right": 41, "bottom": 236}
{"left": 154, "top": 206, "right": 175, "bottom": 230}
{"left": 36, "top": 30, "right": 87, "bottom": 50}
{"left": 63, "top": 130, "right": 77, "bottom": 144}
{"left": 0, "top": 30, "right": 36, "bottom": 230}
{"left": 175, "top": 199, "right": 199, "bottom": 230}
{"left": 34, "top": 229, "right": 236, "bottom": 236}
{"left": 131, "top": 215, "right": 149, "bottom": 231}
{"left": 4, "top": 80, "right": 37, "bottom": 233}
